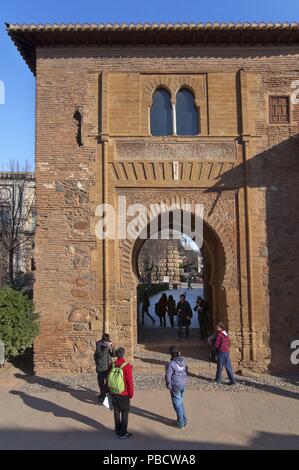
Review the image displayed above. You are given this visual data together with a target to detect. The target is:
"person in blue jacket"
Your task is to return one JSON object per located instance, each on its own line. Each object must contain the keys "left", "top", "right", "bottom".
{"left": 165, "top": 345, "right": 188, "bottom": 429}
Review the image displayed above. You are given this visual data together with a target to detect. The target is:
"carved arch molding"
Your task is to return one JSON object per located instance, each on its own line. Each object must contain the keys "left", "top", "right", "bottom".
{"left": 118, "top": 190, "right": 238, "bottom": 291}
{"left": 141, "top": 74, "right": 208, "bottom": 134}
{"left": 142, "top": 74, "right": 206, "bottom": 106}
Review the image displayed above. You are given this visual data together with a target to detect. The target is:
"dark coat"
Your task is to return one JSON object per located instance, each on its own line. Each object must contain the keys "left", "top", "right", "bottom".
{"left": 176, "top": 300, "right": 192, "bottom": 326}
{"left": 158, "top": 297, "right": 168, "bottom": 316}
{"left": 167, "top": 298, "right": 176, "bottom": 316}
{"left": 94, "top": 340, "right": 115, "bottom": 372}
{"left": 194, "top": 299, "right": 209, "bottom": 319}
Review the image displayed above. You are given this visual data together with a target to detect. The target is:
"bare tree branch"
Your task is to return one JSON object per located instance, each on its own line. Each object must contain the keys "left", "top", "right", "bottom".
{"left": 0, "top": 167, "right": 35, "bottom": 285}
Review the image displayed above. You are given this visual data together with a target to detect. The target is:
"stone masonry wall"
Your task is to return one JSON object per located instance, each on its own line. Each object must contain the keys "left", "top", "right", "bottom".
{"left": 34, "top": 46, "right": 299, "bottom": 374}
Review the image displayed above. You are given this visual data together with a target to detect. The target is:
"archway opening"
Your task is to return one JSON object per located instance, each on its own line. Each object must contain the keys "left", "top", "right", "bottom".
{"left": 131, "top": 209, "right": 226, "bottom": 371}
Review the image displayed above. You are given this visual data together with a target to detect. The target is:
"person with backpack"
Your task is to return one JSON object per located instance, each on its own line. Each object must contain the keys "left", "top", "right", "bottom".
{"left": 108, "top": 347, "right": 134, "bottom": 439}
{"left": 214, "top": 321, "right": 236, "bottom": 385}
{"left": 176, "top": 294, "right": 193, "bottom": 340}
{"left": 94, "top": 333, "right": 115, "bottom": 403}
{"left": 165, "top": 346, "right": 188, "bottom": 429}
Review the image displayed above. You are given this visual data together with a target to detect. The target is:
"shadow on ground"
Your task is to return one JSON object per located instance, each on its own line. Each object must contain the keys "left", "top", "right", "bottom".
{"left": 0, "top": 427, "right": 298, "bottom": 450}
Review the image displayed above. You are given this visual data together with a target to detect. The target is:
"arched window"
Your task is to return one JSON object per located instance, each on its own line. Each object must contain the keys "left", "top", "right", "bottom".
{"left": 150, "top": 88, "right": 173, "bottom": 136}
{"left": 176, "top": 88, "right": 198, "bottom": 135}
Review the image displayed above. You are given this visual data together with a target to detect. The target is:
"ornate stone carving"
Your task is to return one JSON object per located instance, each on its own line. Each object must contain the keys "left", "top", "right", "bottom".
{"left": 115, "top": 141, "right": 236, "bottom": 161}
{"left": 118, "top": 190, "right": 237, "bottom": 290}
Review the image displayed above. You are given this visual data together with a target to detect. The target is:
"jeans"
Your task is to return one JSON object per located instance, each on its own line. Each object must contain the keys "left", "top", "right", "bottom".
{"left": 97, "top": 371, "right": 108, "bottom": 398}
{"left": 159, "top": 314, "right": 166, "bottom": 327}
{"left": 170, "top": 388, "right": 187, "bottom": 427}
{"left": 112, "top": 394, "right": 130, "bottom": 436}
{"left": 215, "top": 352, "right": 236, "bottom": 384}
{"left": 178, "top": 318, "right": 190, "bottom": 338}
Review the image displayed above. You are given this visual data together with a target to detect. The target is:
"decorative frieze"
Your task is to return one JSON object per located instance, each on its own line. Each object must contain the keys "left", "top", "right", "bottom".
{"left": 115, "top": 141, "right": 236, "bottom": 161}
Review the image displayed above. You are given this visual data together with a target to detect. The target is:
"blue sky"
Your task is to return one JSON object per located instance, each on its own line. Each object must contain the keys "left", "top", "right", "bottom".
{"left": 1, "top": 0, "right": 299, "bottom": 169}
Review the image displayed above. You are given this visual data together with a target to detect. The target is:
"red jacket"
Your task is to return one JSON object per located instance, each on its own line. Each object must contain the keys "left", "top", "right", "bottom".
{"left": 113, "top": 358, "right": 134, "bottom": 399}
{"left": 215, "top": 330, "right": 230, "bottom": 353}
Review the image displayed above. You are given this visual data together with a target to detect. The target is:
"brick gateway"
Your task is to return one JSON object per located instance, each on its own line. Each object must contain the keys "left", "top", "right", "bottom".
{"left": 7, "top": 22, "right": 299, "bottom": 374}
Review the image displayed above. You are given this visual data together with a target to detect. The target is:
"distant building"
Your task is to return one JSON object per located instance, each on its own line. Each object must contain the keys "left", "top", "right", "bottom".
{"left": 0, "top": 172, "right": 35, "bottom": 293}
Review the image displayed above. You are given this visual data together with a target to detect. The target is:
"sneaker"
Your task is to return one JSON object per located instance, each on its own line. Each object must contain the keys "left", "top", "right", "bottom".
{"left": 119, "top": 432, "right": 133, "bottom": 440}
{"left": 176, "top": 422, "right": 185, "bottom": 429}
{"left": 228, "top": 381, "right": 236, "bottom": 386}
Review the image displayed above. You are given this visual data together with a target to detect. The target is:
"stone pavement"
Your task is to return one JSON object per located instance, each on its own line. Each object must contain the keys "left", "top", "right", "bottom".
{"left": 139, "top": 285, "right": 203, "bottom": 329}
{"left": 0, "top": 375, "right": 298, "bottom": 450}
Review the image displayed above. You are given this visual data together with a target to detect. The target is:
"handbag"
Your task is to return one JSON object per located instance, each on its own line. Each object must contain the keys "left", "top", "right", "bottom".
{"left": 102, "top": 393, "right": 113, "bottom": 411}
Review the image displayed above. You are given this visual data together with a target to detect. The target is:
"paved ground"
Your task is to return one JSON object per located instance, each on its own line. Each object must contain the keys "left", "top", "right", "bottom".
{"left": 0, "top": 363, "right": 298, "bottom": 450}
{"left": 0, "top": 284, "right": 298, "bottom": 450}
{"left": 139, "top": 285, "right": 203, "bottom": 329}
{"left": 0, "top": 385, "right": 298, "bottom": 450}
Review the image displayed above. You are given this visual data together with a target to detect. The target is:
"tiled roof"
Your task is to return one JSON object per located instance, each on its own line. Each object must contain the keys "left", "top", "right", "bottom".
{"left": 6, "top": 22, "right": 299, "bottom": 30}
{"left": 6, "top": 22, "right": 299, "bottom": 75}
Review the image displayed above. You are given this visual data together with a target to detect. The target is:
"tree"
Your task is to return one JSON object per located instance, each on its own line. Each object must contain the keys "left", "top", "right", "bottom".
{"left": 138, "top": 239, "right": 168, "bottom": 285}
{"left": 0, "top": 161, "right": 35, "bottom": 286}
{"left": 0, "top": 286, "right": 39, "bottom": 359}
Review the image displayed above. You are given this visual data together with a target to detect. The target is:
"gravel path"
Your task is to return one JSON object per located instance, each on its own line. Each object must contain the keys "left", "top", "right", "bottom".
{"left": 19, "top": 371, "right": 299, "bottom": 396}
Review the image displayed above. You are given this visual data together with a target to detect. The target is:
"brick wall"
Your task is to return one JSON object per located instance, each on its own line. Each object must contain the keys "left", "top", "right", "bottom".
{"left": 34, "top": 46, "right": 299, "bottom": 374}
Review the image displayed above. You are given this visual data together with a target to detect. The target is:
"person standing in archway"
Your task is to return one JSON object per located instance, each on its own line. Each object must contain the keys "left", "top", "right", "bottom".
{"left": 194, "top": 296, "right": 209, "bottom": 339}
{"left": 167, "top": 294, "right": 177, "bottom": 328}
{"left": 176, "top": 294, "right": 193, "bottom": 340}
{"left": 141, "top": 290, "right": 155, "bottom": 326}
{"left": 157, "top": 293, "right": 168, "bottom": 327}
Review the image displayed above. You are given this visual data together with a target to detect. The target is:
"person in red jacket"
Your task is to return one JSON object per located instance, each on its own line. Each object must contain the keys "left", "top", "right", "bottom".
{"left": 215, "top": 321, "right": 236, "bottom": 385}
{"left": 110, "top": 347, "right": 134, "bottom": 439}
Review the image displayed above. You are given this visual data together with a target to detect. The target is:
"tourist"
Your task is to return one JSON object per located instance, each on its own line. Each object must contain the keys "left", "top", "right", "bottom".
{"left": 194, "top": 296, "right": 209, "bottom": 339}
{"left": 214, "top": 321, "right": 236, "bottom": 385}
{"left": 108, "top": 347, "right": 134, "bottom": 439}
{"left": 94, "top": 333, "right": 115, "bottom": 403}
{"left": 165, "top": 346, "right": 188, "bottom": 429}
{"left": 157, "top": 293, "right": 168, "bottom": 327}
{"left": 167, "top": 294, "right": 177, "bottom": 328}
{"left": 176, "top": 294, "right": 193, "bottom": 340}
{"left": 187, "top": 273, "right": 193, "bottom": 290}
{"left": 141, "top": 290, "right": 155, "bottom": 325}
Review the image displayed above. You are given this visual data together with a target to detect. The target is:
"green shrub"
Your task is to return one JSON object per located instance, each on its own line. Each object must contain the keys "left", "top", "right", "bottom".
{"left": 0, "top": 286, "right": 39, "bottom": 358}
